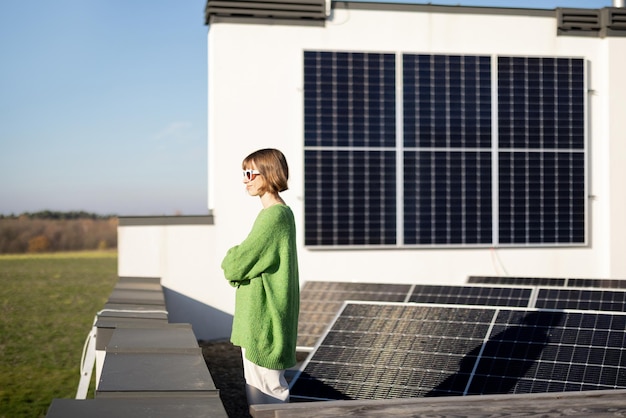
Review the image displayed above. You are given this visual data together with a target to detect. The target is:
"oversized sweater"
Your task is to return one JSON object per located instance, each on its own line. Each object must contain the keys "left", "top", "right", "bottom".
{"left": 221, "top": 204, "right": 300, "bottom": 370}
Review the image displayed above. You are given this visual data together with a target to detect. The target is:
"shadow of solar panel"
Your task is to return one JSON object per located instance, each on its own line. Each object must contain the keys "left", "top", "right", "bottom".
{"left": 408, "top": 284, "right": 532, "bottom": 307}
{"left": 536, "top": 288, "right": 626, "bottom": 312}
{"left": 469, "top": 276, "right": 626, "bottom": 289}
{"left": 290, "top": 302, "right": 626, "bottom": 402}
{"left": 297, "top": 281, "right": 412, "bottom": 349}
{"left": 464, "top": 309, "right": 626, "bottom": 395}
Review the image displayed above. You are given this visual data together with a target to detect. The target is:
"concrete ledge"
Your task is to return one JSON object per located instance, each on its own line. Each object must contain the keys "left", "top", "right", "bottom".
{"left": 118, "top": 214, "right": 214, "bottom": 226}
{"left": 46, "top": 397, "right": 227, "bottom": 418}
{"left": 251, "top": 389, "right": 626, "bottom": 417}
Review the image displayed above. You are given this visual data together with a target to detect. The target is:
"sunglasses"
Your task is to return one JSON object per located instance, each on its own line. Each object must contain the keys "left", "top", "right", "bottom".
{"left": 243, "top": 169, "right": 261, "bottom": 181}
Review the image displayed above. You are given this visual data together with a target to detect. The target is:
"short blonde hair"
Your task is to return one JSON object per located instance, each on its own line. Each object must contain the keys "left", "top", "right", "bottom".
{"left": 242, "top": 148, "right": 289, "bottom": 193}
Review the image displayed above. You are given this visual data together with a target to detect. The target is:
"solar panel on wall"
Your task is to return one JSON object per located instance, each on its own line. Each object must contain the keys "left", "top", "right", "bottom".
{"left": 290, "top": 302, "right": 626, "bottom": 401}
{"left": 304, "top": 52, "right": 586, "bottom": 248}
{"left": 496, "top": 56, "right": 586, "bottom": 245}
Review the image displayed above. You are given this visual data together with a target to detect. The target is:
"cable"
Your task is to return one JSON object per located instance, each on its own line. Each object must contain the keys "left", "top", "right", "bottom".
{"left": 490, "top": 247, "right": 509, "bottom": 276}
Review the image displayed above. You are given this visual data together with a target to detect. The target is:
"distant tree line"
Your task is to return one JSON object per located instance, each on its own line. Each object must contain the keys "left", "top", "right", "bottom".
{"left": 0, "top": 210, "right": 116, "bottom": 220}
{"left": 0, "top": 211, "right": 117, "bottom": 254}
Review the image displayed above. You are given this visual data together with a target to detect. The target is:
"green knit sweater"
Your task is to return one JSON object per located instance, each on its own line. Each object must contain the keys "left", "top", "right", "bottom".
{"left": 221, "top": 204, "right": 300, "bottom": 370}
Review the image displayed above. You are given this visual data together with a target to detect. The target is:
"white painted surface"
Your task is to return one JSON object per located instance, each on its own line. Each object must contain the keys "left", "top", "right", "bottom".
{"left": 119, "top": 4, "right": 626, "bottom": 340}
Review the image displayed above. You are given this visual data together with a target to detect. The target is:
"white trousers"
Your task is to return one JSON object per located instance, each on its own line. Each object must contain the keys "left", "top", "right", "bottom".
{"left": 241, "top": 348, "right": 290, "bottom": 405}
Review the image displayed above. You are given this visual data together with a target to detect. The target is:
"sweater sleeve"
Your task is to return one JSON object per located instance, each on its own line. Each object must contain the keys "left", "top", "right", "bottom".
{"left": 221, "top": 207, "right": 287, "bottom": 287}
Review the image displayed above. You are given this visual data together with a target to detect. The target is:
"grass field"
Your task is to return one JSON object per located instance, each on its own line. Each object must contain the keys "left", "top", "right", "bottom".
{"left": 0, "top": 251, "right": 118, "bottom": 418}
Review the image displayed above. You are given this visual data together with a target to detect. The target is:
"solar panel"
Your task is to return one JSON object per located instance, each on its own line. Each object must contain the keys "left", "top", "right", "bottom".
{"left": 469, "top": 276, "right": 626, "bottom": 289}
{"left": 408, "top": 284, "right": 533, "bottom": 307}
{"left": 297, "top": 281, "right": 412, "bottom": 349}
{"left": 403, "top": 54, "right": 493, "bottom": 246}
{"left": 535, "top": 288, "right": 626, "bottom": 312}
{"left": 497, "top": 56, "right": 586, "bottom": 245}
{"left": 304, "top": 52, "right": 586, "bottom": 248}
{"left": 468, "top": 275, "right": 567, "bottom": 286}
{"left": 303, "top": 51, "right": 397, "bottom": 247}
{"left": 290, "top": 302, "right": 626, "bottom": 401}
{"left": 568, "top": 278, "right": 626, "bottom": 289}
{"left": 298, "top": 280, "right": 626, "bottom": 350}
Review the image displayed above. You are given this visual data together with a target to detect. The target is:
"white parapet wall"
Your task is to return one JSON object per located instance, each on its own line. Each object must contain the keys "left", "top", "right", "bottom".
{"left": 117, "top": 215, "right": 234, "bottom": 341}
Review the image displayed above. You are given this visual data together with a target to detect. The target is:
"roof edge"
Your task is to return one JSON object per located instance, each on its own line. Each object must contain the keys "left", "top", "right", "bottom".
{"left": 333, "top": 1, "right": 556, "bottom": 17}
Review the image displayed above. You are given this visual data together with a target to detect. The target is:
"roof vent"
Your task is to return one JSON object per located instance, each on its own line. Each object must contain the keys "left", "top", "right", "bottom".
{"left": 601, "top": 7, "right": 626, "bottom": 36}
{"left": 557, "top": 8, "right": 601, "bottom": 36}
{"left": 205, "top": 0, "right": 328, "bottom": 25}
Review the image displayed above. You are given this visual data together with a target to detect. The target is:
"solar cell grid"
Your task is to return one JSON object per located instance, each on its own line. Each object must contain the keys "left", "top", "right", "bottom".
{"left": 569, "top": 278, "right": 626, "bottom": 289}
{"left": 297, "top": 281, "right": 412, "bottom": 349}
{"left": 305, "top": 51, "right": 586, "bottom": 248}
{"left": 290, "top": 302, "right": 626, "bottom": 401}
{"left": 408, "top": 284, "right": 532, "bottom": 307}
{"left": 298, "top": 280, "right": 626, "bottom": 351}
{"left": 469, "top": 275, "right": 567, "bottom": 286}
{"left": 536, "top": 288, "right": 626, "bottom": 312}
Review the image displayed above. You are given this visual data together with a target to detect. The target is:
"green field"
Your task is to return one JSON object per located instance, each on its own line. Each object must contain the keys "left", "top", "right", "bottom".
{"left": 0, "top": 251, "right": 118, "bottom": 418}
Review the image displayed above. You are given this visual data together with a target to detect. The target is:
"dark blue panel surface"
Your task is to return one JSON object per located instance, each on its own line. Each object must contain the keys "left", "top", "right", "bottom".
{"left": 403, "top": 54, "right": 492, "bottom": 149}
{"left": 304, "top": 149, "right": 396, "bottom": 246}
{"left": 304, "top": 51, "right": 586, "bottom": 247}
{"left": 498, "top": 151, "right": 585, "bottom": 244}
{"left": 303, "top": 51, "right": 396, "bottom": 148}
{"left": 404, "top": 150, "right": 492, "bottom": 245}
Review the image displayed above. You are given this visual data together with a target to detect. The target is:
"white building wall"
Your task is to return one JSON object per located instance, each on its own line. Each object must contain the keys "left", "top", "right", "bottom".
{"left": 606, "top": 36, "right": 626, "bottom": 275}
{"left": 118, "top": 4, "right": 626, "bottom": 340}
{"left": 208, "top": 6, "right": 620, "bottom": 285}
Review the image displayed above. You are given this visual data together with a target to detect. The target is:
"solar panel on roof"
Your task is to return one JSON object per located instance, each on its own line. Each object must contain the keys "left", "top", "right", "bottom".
{"left": 290, "top": 302, "right": 626, "bottom": 401}
{"left": 408, "top": 284, "right": 533, "bottom": 307}
{"left": 469, "top": 276, "right": 626, "bottom": 288}
{"left": 297, "top": 281, "right": 411, "bottom": 349}
{"left": 298, "top": 280, "right": 626, "bottom": 350}
{"left": 468, "top": 276, "right": 568, "bottom": 286}
{"left": 535, "top": 288, "right": 626, "bottom": 312}
{"left": 568, "top": 278, "right": 626, "bottom": 289}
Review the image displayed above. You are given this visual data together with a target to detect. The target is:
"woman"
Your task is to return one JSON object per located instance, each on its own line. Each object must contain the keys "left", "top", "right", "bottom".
{"left": 221, "top": 148, "right": 300, "bottom": 405}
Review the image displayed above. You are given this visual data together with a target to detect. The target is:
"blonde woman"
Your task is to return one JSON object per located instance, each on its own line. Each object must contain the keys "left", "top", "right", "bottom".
{"left": 221, "top": 148, "right": 300, "bottom": 404}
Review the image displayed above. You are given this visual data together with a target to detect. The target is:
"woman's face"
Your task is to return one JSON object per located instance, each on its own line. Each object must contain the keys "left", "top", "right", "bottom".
{"left": 243, "top": 162, "right": 264, "bottom": 197}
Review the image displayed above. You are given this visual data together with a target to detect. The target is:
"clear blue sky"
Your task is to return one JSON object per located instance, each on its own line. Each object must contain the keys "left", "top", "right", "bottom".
{"left": 0, "top": 0, "right": 612, "bottom": 216}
